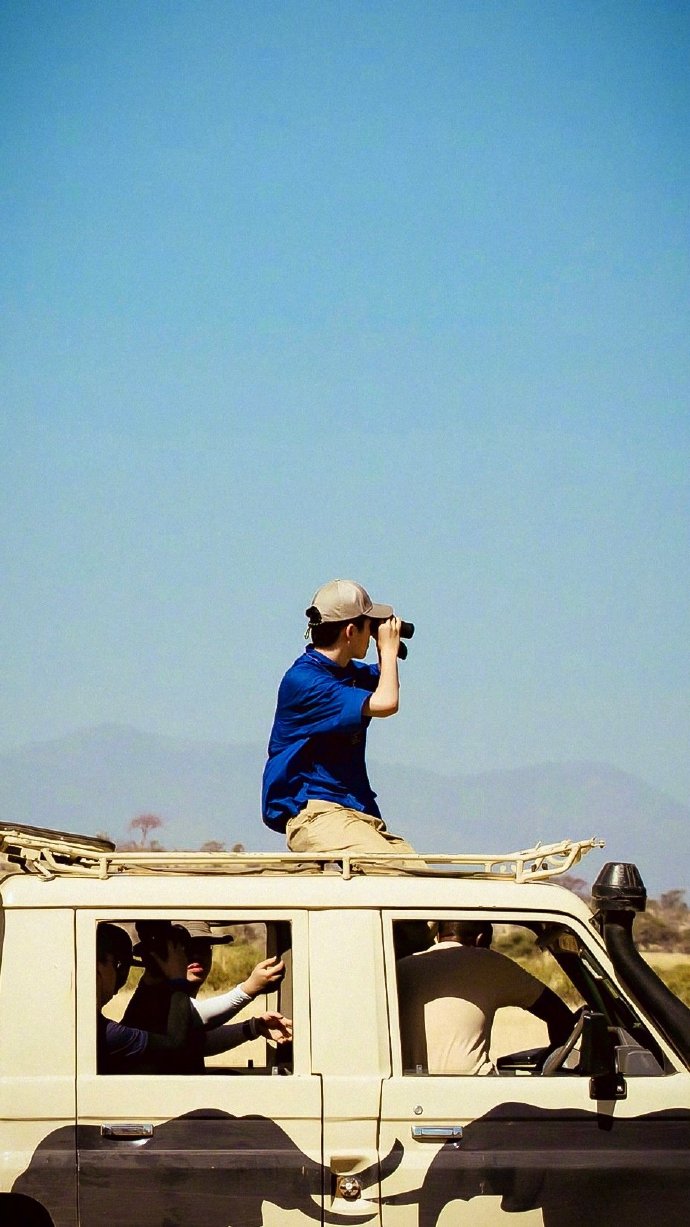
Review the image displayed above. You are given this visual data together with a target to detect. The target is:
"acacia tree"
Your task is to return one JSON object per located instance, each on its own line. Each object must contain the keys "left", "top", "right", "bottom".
{"left": 128, "top": 813, "right": 164, "bottom": 850}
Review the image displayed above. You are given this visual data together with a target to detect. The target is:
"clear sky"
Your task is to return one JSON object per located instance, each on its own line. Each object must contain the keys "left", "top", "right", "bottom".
{"left": 2, "top": 2, "right": 689, "bottom": 805}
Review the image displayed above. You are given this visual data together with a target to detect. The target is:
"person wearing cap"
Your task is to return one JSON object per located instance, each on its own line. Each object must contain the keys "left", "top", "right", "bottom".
{"left": 123, "top": 920, "right": 292, "bottom": 1072}
{"left": 262, "top": 578, "right": 417, "bottom": 860}
{"left": 97, "top": 923, "right": 194, "bottom": 1074}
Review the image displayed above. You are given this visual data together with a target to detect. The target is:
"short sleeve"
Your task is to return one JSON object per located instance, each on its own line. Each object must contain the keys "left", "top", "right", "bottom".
{"left": 495, "top": 960, "right": 545, "bottom": 1011}
{"left": 279, "top": 671, "right": 371, "bottom": 738}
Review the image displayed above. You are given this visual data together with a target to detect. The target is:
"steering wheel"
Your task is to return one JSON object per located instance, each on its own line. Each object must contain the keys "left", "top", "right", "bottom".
{"left": 541, "top": 1008, "right": 585, "bottom": 1076}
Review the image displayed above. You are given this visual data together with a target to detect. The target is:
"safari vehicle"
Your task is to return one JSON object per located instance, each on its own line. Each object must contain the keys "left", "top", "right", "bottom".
{"left": 1, "top": 823, "right": 689, "bottom": 1227}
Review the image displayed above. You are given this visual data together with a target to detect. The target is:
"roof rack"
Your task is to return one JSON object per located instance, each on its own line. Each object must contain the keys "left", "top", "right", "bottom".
{"left": 0, "top": 823, "right": 604, "bottom": 884}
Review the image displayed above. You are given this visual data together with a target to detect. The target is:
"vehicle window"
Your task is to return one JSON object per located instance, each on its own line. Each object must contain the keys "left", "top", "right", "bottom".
{"left": 97, "top": 918, "right": 293, "bottom": 1075}
{"left": 393, "top": 917, "right": 666, "bottom": 1077}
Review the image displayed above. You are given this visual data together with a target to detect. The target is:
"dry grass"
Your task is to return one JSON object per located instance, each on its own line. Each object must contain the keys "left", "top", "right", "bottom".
{"left": 199, "top": 939, "right": 265, "bottom": 995}
{"left": 642, "top": 952, "right": 690, "bottom": 1006}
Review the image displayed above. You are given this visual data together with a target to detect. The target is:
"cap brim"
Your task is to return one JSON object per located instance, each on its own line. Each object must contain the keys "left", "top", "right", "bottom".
{"left": 132, "top": 933, "right": 234, "bottom": 958}
{"left": 367, "top": 601, "right": 394, "bottom": 619}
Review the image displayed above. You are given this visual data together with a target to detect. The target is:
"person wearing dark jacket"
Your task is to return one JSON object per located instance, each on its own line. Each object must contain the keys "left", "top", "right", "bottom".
{"left": 97, "top": 923, "right": 192, "bottom": 1074}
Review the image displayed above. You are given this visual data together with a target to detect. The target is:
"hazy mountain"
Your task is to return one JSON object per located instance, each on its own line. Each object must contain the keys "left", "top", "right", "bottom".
{"left": 0, "top": 723, "right": 686, "bottom": 893}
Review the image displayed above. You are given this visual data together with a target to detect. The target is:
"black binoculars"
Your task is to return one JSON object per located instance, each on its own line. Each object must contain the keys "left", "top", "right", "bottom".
{"left": 371, "top": 618, "right": 415, "bottom": 659}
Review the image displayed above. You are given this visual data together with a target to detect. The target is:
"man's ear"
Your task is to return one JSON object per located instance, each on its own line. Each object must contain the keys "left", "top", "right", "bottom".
{"left": 342, "top": 622, "right": 357, "bottom": 645}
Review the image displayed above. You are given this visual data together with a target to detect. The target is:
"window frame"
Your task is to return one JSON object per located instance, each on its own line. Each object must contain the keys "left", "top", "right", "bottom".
{"left": 383, "top": 908, "right": 672, "bottom": 1079}
{"left": 79, "top": 908, "right": 308, "bottom": 1091}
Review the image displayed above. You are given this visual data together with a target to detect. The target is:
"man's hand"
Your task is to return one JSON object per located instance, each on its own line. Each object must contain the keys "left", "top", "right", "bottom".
{"left": 375, "top": 615, "right": 401, "bottom": 658}
{"left": 255, "top": 1012, "right": 293, "bottom": 1044}
{"left": 365, "top": 616, "right": 401, "bottom": 718}
{"left": 151, "top": 937, "right": 189, "bottom": 982}
{"left": 241, "top": 956, "right": 286, "bottom": 997}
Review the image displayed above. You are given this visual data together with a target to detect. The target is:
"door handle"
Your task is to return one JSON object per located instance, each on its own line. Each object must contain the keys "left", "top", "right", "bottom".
{"left": 100, "top": 1123, "right": 154, "bottom": 1140}
{"left": 411, "top": 1125, "right": 463, "bottom": 1142}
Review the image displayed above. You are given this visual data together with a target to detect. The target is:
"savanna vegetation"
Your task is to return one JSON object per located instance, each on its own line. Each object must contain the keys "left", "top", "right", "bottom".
{"left": 498, "top": 878, "right": 690, "bottom": 1007}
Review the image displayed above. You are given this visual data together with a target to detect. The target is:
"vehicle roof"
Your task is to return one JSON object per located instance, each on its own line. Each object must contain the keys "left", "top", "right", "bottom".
{"left": 0, "top": 826, "right": 602, "bottom": 922}
{"left": 0, "top": 862, "right": 596, "bottom": 922}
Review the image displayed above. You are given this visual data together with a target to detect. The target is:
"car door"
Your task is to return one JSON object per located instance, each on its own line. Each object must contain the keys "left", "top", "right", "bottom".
{"left": 378, "top": 909, "right": 690, "bottom": 1227}
{"left": 75, "top": 908, "right": 324, "bottom": 1227}
{"left": 1, "top": 904, "right": 78, "bottom": 1227}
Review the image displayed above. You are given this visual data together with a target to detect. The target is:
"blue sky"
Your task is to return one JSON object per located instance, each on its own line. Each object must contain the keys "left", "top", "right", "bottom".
{"left": 2, "top": 1, "right": 689, "bottom": 806}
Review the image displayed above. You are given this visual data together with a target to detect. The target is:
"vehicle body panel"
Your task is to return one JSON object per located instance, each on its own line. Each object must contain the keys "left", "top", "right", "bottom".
{"left": 2, "top": 848, "right": 689, "bottom": 1226}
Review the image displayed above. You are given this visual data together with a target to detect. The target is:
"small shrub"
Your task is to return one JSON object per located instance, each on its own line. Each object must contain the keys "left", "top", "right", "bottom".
{"left": 634, "top": 912, "right": 682, "bottom": 951}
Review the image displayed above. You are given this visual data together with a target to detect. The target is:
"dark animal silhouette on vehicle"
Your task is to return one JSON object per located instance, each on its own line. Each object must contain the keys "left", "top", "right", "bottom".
{"left": 13, "top": 1108, "right": 403, "bottom": 1227}
{"left": 15, "top": 1101, "right": 689, "bottom": 1227}
{"left": 386, "top": 1101, "right": 690, "bottom": 1227}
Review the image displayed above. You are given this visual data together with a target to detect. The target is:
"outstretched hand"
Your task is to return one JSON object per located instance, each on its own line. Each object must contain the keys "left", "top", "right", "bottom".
{"left": 241, "top": 956, "right": 286, "bottom": 997}
{"left": 255, "top": 1012, "right": 293, "bottom": 1044}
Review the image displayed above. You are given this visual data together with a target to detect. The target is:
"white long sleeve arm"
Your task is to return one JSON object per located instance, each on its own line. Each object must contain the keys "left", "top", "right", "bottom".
{"left": 192, "top": 985, "right": 251, "bottom": 1028}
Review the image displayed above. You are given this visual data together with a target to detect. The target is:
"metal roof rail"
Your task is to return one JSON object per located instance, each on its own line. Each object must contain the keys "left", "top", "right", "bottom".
{"left": 0, "top": 823, "right": 604, "bottom": 883}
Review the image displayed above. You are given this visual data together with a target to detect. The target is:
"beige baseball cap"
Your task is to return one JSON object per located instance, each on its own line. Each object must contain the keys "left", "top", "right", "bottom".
{"left": 306, "top": 578, "right": 393, "bottom": 625}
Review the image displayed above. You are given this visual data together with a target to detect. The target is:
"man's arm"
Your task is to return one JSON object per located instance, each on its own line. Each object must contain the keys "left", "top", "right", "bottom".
{"left": 528, "top": 987, "right": 574, "bottom": 1047}
{"left": 363, "top": 617, "right": 401, "bottom": 718}
{"left": 202, "top": 1012, "right": 293, "bottom": 1056}
{"left": 103, "top": 982, "right": 192, "bottom": 1065}
{"left": 193, "top": 956, "right": 286, "bottom": 1028}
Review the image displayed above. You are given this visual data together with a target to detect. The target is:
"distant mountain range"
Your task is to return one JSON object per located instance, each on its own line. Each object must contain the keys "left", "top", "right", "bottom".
{"left": 0, "top": 723, "right": 687, "bottom": 893}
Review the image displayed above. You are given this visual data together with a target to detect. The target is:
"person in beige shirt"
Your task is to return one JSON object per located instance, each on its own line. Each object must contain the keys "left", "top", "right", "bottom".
{"left": 396, "top": 920, "right": 573, "bottom": 1075}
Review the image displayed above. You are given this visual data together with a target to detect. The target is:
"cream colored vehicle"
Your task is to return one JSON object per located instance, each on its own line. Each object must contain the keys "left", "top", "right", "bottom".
{"left": 1, "top": 824, "right": 689, "bottom": 1227}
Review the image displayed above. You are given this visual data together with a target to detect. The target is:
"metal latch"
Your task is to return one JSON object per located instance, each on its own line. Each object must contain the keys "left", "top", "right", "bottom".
{"left": 100, "top": 1123, "right": 154, "bottom": 1140}
{"left": 411, "top": 1125, "right": 463, "bottom": 1142}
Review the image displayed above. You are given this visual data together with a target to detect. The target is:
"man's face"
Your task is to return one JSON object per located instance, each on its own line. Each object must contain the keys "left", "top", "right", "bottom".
{"left": 185, "top": 937, "right": 214, "bottom": 988}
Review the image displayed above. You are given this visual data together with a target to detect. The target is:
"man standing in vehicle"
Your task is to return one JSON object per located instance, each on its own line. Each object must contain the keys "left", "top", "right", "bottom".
{"left": 262, "top": 578, "right": 417, "bottom": 859}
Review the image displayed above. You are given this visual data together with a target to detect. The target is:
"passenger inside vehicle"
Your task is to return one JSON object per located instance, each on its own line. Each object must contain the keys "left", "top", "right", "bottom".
{"left": 97, "top": 919, "right": 294, "bottom": 1074}
{"left": 396, "top": 919, "right": 572, "bottom": 1075}
{"left": 395, "top": 916, "right": 670, "bottom": 1078}
{"left": 97, "top": 922, "right": 193, "bottom": 1074}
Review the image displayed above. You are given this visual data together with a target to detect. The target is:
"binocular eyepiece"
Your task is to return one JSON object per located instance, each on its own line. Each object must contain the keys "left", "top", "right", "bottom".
{"left": 371, "top": 618, "right": 415, "bottom": 659}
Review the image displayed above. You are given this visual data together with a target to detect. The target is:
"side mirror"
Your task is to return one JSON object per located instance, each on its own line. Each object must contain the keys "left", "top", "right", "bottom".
{"left": 579, "top": 1011, "right": 626, "bottom": 1100}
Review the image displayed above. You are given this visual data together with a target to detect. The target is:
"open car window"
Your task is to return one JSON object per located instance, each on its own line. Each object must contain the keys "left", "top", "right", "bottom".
{"left": 98, "top": 918, "right": 293, "bottom": 1075}
{"left": 393, "top": 917, "right": 668, "bottom": 1077}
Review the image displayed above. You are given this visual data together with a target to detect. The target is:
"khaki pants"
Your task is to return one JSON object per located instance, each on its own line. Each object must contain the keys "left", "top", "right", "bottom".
{"left": 286, "top": 800, "right": 417, "bottom": 862}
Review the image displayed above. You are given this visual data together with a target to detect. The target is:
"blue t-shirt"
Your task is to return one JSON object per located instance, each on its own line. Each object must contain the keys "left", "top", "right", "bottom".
{"left": 262, "top": 647, "right": 380, "bottom": 832}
